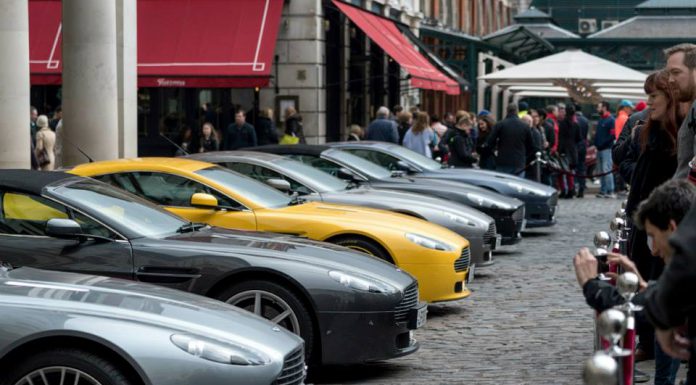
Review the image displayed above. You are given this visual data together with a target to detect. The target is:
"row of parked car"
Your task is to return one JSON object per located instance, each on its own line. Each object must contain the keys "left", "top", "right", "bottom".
{"left": 0, "top": 141, "right": 558, "bottom": 385}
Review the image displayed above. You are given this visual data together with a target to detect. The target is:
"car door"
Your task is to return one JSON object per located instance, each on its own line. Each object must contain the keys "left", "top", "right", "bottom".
{"left": 0, "top": 190, "right": 134, "bottom": 280}
{"left": 93, "top": 172, "right": 258, "bottom": 231}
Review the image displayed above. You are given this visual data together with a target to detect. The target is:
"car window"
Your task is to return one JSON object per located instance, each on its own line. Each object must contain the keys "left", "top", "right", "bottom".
{"left": 71, "top": 210, "right": 116, "bottom": 239}
{"left": 342, "top": 149, "right": 401, "bottom": 170}
{"left": 0, "top": 192, "right": 68, "bottom": 235}
{"left": 96, "top": 172, "right": 242, "bottom": 210}
{"left": 224, "top": 162, "right": 313, "bottom": 195}
{"left": 289, "top": 155, "right": 340, "bottom": 176}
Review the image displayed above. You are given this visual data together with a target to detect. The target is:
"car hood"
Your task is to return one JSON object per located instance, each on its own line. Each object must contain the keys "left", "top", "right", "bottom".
{"left": 316, "top": 188, "right": 494, "bottom": 229}
{"left": 0, "top": 267, "right": 303, "bottom": 355}
{"left": 370, "top": 176, "right": 524, "bottom": 211}
{"left": 160, "top": 227, "right": 415, "bottom": 289}
{"left": 417, "top": 168, "right": 556, "bottom": 199}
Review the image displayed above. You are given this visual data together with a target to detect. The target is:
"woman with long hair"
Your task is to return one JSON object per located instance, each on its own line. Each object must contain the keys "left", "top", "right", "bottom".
{"left": 620, "top": 70, "right": 682, "bottom": 382}
{"left": 402, "top": 112, "right": 436, "bottom": 157}
{"left": 396, "top": 111, "right": 412, "bottom": 145}
{"left": 199, "top": 122, "right": 219, "bottom": 153}
{"left": 476, "top": 115, "right": 496, "bottom": 170}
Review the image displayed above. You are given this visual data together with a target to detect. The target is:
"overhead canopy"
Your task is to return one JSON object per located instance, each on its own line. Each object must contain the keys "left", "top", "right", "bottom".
{"left": 333, "top": 0, "right": 459, "bottom": 95}
{"left": 29, "top": 0, "right": 283, "bottom": 88}
{"left": 482, "top": 25, "right": 555, "bottom": 59}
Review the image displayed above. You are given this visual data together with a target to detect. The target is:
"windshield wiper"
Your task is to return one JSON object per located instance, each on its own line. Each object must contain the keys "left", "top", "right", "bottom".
{"left": 176, "top": 222, "right": 207, "bottom": 233}
{"left": 287, "top": 194, "right": 306, "bottom": 206}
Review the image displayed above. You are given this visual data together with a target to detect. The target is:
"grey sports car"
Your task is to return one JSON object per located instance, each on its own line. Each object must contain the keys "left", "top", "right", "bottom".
{"left": 0, "top": 266, "right": 305, "bottom": 385}
{"left": 249, "top": 145, "right": 527, "bottom": 245}
{"left": 187, "top": 151, "right": 498, "bottom": 269}
{"left": 0, "top": 170, "right": 424, "bottom": 366}
{"left": 328, "top": 142, "right": 558, "bottom": 228}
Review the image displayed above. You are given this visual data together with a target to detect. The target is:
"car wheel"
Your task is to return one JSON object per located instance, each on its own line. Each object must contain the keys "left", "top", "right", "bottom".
{"left": 217, "top": 280, "right": 315, "bottom": 361}
{"left": 332, "top": 236, "right": 393, "bottom": 263}
{"left": 2, "top": 348, "right": 133, "bottom": 385}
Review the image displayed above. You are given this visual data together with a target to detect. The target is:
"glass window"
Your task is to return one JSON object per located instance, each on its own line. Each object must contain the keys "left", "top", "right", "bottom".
{"left": 195, "top": 166, "right": 291, "bottom": 209}
{"left": 70, "top": 210, "right": 116, "bottom": 239}
{"left": 289, "top": 155, "right": 342, "bottom": 176}
{"left": 225, "top": 162, "right": 315, "bottom": 196}
{"left": 0, "top": 192, "right": 68, "bottom": 236}
{"left": 342, "top": 148, "right": 402, "bottom": 170}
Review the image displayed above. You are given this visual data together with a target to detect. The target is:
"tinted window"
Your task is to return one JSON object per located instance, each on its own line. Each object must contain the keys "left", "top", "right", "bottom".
{"left": 224, "top": 162, "right": 313, "bottom": 195}
{"left": 195, "top": 166, "right": 291, "bottom": 208}
{"left": 289, "top": 155, "right": 341, "bottom": 176}
{"left": 324, "top": 151, "right": 392, "bottom": 179}
{"left": 343, "top": 149, "right": 402, "bottom": 170}
{"left": 0, "top": 192, "right": 68, "bottom": 235}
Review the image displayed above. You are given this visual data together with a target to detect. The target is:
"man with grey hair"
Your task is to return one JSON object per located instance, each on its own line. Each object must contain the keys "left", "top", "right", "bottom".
{"left": 365, "top": 106, "right": 399, "bottom": 143}
{"left": 665, "top": 43, "right": 696, "bottom": 178}
{"left": 485, "top": 103, "right": 535, "bottom": 177}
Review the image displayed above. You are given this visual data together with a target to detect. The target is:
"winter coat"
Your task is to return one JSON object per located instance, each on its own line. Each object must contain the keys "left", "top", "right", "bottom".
{"left": 35, "top": 127, "right": 56, "bottom": 171}
{"left": 255, "top": 116, "right": 278, "bottom": 146}
{"left": 613, "top": 109, "right": 648, "bottom": 167}
{"left": 645, "top": 204, "right": 696, "bottom": 385}
{"left": 557, "top": 117, "right": 582, "bottom": 168}
{"left": 366, "top": 118, "right": 399, "bottom": 143}
{"left": 285, "top": 115, "right": 306, "bottom": 144}
{"left": 199, "top": 137, "right": 219, "bottom": 153}
{"left": 222, "top": 122, "right": 257, "bottom": 150}
{"left": 485, "top": 114, "right": 534, "bottom": 169}
{"left": 595, "top": 113, "right": 616, "bottom": 150}
{"left": 476, "top": 130, "right": 495, "bottom": 170}
{"left": 448, "top": 130, "right": 477, "bottom": 168}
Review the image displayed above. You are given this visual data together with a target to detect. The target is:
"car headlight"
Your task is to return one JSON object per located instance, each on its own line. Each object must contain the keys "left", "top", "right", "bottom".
{"left": 444, "top": 212, "right": 477, "bottom": 227}
{"left": 506, "top": 181, "right": 545, "bottom": 196}
{"left": 405, "top": 233, "right": 454, "bottom": 251}
{"left": 329, "top": 270, "right": 397, "bottom": 294}
{"left": 171, "top": 334, "right": 269, "bottom": 366}
{"left": 465, "top": 192, "right": 512, "bottom": 210}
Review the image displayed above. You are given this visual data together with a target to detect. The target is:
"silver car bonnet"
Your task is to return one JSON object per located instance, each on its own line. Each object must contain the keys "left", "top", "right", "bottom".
{"left": 0, "top": 268, "right": 303, "bottom": 357}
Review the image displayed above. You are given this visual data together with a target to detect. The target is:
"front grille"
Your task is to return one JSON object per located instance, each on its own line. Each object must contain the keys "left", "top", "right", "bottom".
{"left": 454, "top": 247, "right": 471, "bottom": 272}
{"left": 274, "top": 347, "right": 306, "bottom": 385}
{"left": 512, "top": 207, "right": 525, "bottom": 221}
{"left": 483, "top": 222, "right": 497, "bottom": 247}
{"left": 394, "top": 282, "right": 419, "bottom": 324}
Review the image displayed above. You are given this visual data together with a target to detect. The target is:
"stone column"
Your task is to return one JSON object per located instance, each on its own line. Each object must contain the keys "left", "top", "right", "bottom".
{"left": 62, "top": 0, "right": 119, "bottom": 166}
{"left": 0, "top": 0, "right": 30, "bottom": 169}
{"left": 490, "top": 84, "right": 500, "bottom": 120}
{"left": 117, "top": 0, "right": 137, "bottom": 158}
{"left": 477, "top": 52, "right": 487, "bottom": 113}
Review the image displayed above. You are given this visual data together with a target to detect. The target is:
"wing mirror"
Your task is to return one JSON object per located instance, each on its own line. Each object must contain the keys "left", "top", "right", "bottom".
{"left": 396, "top": 160, "right": 417, "bottom": 174}
{"left": 190, "top": 193, "right": 219, "bottom": 209}
{"left": 46, "top": 218, "right": 83, "bottom": 239}
{"left": 265, "top": 178, "right": 291, "bottom": 192}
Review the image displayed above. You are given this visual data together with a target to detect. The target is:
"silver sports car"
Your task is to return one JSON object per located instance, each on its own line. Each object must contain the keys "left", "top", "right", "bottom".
{"left": 0, "top": 266, "right": 305, "bottom": 385}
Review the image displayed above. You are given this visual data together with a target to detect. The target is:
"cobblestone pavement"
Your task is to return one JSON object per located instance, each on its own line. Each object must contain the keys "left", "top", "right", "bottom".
{"left": 309, "top": 195, "right": 625, "bottom": 384}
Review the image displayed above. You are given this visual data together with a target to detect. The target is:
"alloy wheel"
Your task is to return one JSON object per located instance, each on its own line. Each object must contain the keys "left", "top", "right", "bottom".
{"left": 14, "top": 367, "right": 102, "bottom": 385}
{"left": 225, "top": 290, "right": 301, "bottom": 335}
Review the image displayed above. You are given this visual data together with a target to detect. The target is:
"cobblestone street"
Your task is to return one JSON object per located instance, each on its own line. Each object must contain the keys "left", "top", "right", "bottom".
{"left": 310, "top": 195, "right": 622, "bottom": 384}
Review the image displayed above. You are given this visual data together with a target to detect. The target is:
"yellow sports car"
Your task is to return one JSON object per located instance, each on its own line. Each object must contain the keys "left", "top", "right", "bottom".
{"left": 70, "top": 158, "right": 472, "bottom": 302}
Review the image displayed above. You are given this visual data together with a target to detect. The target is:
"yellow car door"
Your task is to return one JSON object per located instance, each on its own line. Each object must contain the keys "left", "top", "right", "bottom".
{"left": 94, "top": 172, "right": 258, "bottom": 230}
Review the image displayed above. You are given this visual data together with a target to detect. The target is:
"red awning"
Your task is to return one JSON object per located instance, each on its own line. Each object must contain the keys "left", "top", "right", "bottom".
{"left": 28, "top": 0, "right": 283, "bottom": 88}
{"left": 29, "top": 0, "right": 62, "bottom": 85}
{"left": 333, "top": 0, "right": 459, "bottom": 95}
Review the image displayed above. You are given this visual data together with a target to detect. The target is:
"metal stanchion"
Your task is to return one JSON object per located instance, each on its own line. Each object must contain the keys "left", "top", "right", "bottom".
{"left": 616, "top": 273, "right": 643, "bottom": 385}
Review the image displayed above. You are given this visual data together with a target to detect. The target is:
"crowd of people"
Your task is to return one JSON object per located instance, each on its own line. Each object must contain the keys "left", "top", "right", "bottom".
{"left": 572, "top": 43, "right": 696, "bottom": 385}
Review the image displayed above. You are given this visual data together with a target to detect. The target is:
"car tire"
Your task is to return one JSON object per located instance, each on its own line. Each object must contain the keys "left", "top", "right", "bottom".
{"left": 216, "top": 280, "right": 315, "bottom": 362}
{"left": 1, "top": 348, "right": 133, "bottom": 385}
{"left": 332, "top": 236, "right": 393, "bottom": 263}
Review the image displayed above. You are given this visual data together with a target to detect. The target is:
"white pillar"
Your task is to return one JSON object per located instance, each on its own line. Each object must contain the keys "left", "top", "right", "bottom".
{"left": 0, "top": 0, "right": 30, "bottom": 169}
{"left": 490, "top": 84, "right": 500, "bottom": 120}
{"left": 117, "top": 0, "right": 137, "bottom": 158}
{"left": 502, "top": 88, "right": 512, "bottom": 113}
{"left": 477, "top": 52, "right": 487, "bottom": 113}
{"left": 62, "top": 0, "right": 119, "bottom": 166}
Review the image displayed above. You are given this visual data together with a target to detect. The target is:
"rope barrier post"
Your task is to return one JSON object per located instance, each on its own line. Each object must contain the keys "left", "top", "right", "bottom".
{"left": 534, "top": 152, "right": 542, "bottom": 183}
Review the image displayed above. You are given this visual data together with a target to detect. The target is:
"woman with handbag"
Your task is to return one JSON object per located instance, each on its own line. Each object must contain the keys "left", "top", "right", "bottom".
{"left": 34, "top": 115, "right": 56, "bottom": 171}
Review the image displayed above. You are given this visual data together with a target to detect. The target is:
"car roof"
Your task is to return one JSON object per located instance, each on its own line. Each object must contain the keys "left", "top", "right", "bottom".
{"left": 328, "top": 141, "right": 398, "bottom": 150}
{"left": 0, "top": 169, "right": 78, "bottom": 195}
{"left": 186, "top": 151, "right": 285, "bottom": 163}
{"left": 71, "top": 157, "right": 214, "bottom": 174}
{"left": 248, "top": 144, "right": 331, "bottom": 156}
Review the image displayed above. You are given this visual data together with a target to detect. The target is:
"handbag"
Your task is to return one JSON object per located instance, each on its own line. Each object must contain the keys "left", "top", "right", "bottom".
{"left": 36, "top": 148, "right": 50, "bottom": 167}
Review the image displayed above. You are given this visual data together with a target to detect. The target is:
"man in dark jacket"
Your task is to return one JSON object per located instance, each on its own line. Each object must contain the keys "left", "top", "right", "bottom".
{"left": 255, "top": 109, "right": 278, "bottom": 146}
{"left": 595, "top": 101, "right": 616, "bottom": 198}
{"left": 448, "top": 116, "right": 477, "bottom": 168}
{"left": 366, "top": 106, "right": 399, "bottom": 143}
{"left": 485, "top": 103, "right": 534, "bottom": 177}
{"left": 575, "top": 105, "right": 590, "bottom": 198}
{"left": 222, "top": 110, "right": 257, "bottom": 150}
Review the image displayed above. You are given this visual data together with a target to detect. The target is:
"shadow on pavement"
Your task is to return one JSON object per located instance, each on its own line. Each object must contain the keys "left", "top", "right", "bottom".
{"left": 307, "top": 362, "right": 407, "bottom": 384}
{"left": 426, "top": 303, "right": 466, "bottom": 319}
{"left": 521, "top": 230, "right": 554, "bottom": 237}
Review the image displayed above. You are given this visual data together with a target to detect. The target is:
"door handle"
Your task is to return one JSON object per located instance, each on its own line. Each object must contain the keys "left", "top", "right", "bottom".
{"left": 136, "top": 266, "right": 201, "bottom": 283}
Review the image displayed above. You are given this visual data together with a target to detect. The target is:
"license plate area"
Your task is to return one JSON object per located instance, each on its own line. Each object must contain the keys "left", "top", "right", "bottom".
{"left": 466, "top": 264, "right": 475, "bottom": 284}
{"left": 408, "top": 302, "right": 428, "bottom": 329}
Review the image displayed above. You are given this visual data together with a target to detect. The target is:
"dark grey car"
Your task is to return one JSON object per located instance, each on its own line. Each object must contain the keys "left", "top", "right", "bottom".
{"left": 249, "top": 145, "right": 527, "bottom": 244}
{"left": 0, "top": 170, "right": 424, "bottom": 366}
{"left": 0, "top": 266, "right": 306, "bottom": 385}
{"left": 187, "top": 151, "right": 498, "bottom": 269}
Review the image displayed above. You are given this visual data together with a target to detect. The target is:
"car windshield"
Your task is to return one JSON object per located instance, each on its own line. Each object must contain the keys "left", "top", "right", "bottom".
{"left": 195, "top": 166, "right": 292, "bottom": 208}
{"left": 52, "top": 180, "right": 187, "bottom": 238}
{"left": 275, "top": 159, "right": 348, "bottom": 192}
{"left": 327, "top": 150, "right": 392, "bottom": 179}
{"left": 385, "top": 145, "right": 444, "bottom": 171}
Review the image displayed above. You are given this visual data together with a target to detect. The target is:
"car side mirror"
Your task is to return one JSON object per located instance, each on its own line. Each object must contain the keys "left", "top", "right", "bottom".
{"left": 191, "top": 193, "right": 219, "bottom": 209}
{"left": 337, "top": 167, "right": 366, "bottom": 182}
{"left": 265, "top": 178, "right": 291, "bottom": 192}
{"left": 45, "top": 218, "right": 83, "bottom": 239}
{"left": 396, "top": 160, "right": 416, "bottom": 174}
